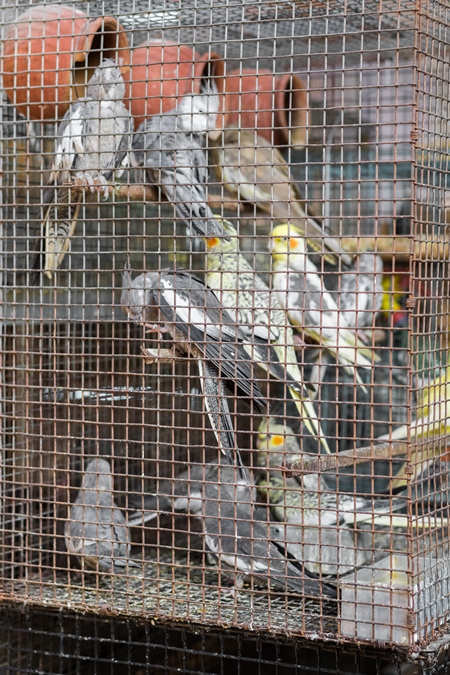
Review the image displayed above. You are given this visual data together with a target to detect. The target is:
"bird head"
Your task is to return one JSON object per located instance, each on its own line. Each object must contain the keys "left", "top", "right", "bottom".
{"left": 121, "top": 268, "right": 157, "bottom": 324}
{"left": 256, "top": 420, "right": 302, "bottom": 468}
{"left": 87, "top": 58, "right": 125, "bottom": 101}
{"left": 270, "top": 223, "right": 306, "bottom": 262}
{"left": 204, "top": 218, "right": 238, "bottom": 252}
{"left": 82, "top": 459, "right": 113, "bottom": 492}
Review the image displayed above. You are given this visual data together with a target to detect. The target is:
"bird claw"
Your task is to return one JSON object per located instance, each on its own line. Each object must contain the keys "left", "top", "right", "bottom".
{"left": 143, "top": 323, "right": 160, "bottom": 333}
{"left": 73, "top": 173, "right": 110, "bottom": 198}
{"left": 98, "top": 176, "right": 110, "bottom": 200}
{"left": 219, "top": 575, "right": 244, "bottom": 598}
{"left": 76, "top": 172, "right": 96, "bottom": 194}
{"left": 292, "top": 333, "right": 306, "bottom": 351}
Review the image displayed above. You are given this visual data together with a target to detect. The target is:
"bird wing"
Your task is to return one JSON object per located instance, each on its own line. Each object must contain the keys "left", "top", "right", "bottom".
{"left": 49, "top": 99, "right": 92, "bottom": 185}
{"left": 156, "top": 277, "right": 266, "bottom": 411}
{"left": 337, "top": 253, "right": 384, "bottom": 328}
{"left": 102, "top": 104, "right": 134, "bottom": 181}
{"left": 279, "top": 265, "right": 374, "bottom": 370}
{"left": 134, "top": 121, "right": 221, "bottom": 238}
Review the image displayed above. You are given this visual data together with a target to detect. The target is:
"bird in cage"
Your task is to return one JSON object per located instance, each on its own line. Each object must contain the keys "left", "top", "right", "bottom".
{"left": 65, "top": 458, "right": 137, "bottom": 573}
{"left": 131, "top": 88, "right": 223, "bottom": 241}
{"left": 378, "top": 365, "right": 450, "bottom": 490}
{"left": 325, "top": 251, "right": 384, "bottom": 331}
{"left": 256, "top": 420, "right": 407, "bottom": 577}
{"left": 270, "top": 224, "right": 378, "bottom": 388}
{"left": 127, "top": 456, "right": 256, "bottom": 526}
{"left": 33, "top": 58, "right": 133, "bottom": 280}
{"left": 198, "top": 458, "right": 337, "bottom": 599}
{"left": 205, "top": 218, "right": 329, "bottom": 452}
{"left": 211, "top": 128, "right": 352, "bottom": 266}
{"left": 121, "top": 266, "right": 266, "bottom": 480}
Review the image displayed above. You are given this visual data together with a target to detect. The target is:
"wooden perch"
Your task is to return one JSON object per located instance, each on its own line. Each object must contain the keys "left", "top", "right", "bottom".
{"left": 61, "top": 179, "right": 450, "bottom": 262}
{"left": 342, "top": 237, "right": 450, "bottom": 262}
{"left": 283, "top": 439, "right": 410, "bottom": 476}
{"left": 61, "top": 177, "right": 159, "bottom": 202}
{"left": 61, "top": 179, "right": 244, "bottom": 211}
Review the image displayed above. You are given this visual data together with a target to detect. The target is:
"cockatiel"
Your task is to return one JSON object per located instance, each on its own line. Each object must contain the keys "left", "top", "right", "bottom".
{"left": 131, "top": 89, "right": 223, "bottom": 241}
{"left": 65, "top": 458, "right": 137, "bottom": 572}
{"left": 121, "top": 267, "right": 267, "bottom": 480}
{"left": 34, "top": 59, "right": 133, "bottom": 280}
{"left": 271, "top": 224, "right": 378, "bottom": 386}
{"left": 211, "top": 128, "right": 352, "bottom": 266}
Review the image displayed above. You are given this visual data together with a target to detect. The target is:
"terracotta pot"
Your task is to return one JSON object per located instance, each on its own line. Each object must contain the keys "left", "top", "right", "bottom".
{"left": 1, "top": 3, "right": 130, "bottom": 121}
{"left": 125, "top": 40, "right": 226, "bottom": 134}
{"left": 225, "top": 68, "right": 308, "bottom": 148}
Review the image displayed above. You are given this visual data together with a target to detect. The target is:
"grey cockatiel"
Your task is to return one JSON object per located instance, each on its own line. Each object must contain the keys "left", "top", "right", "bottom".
{"left": 131, "top": 90, "right": 223, "bottom": 240}
{"left": 127, "top": 457, "right": 255, "bottom": 526}
{"left": 257, "top": 419, "right": 407, "bottom": 577}
{"left": 211, "top": 128, "right": 352, "bottom": 266}
{"left": 65, "top": 458, "right": 136, "bottom": 573}
{"left": 33, "top": 58, "right": 133, "bottom": 280}
{"left": 121, "top": 267, "right": 266, "bottom": 480}
{"left": 198, "top": 459, "right": 337, "bottom": 598}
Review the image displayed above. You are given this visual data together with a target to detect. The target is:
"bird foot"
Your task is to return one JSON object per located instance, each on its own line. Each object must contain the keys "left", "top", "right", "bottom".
{"left": 72, "top": 173, "right": 110, "bottom": 198}
{"left": 219, "top": 574, "right": 244, "bottom": 598}
{"left": 292, "top": 333, "right": 306, "bottom": 350}
{"left": 143, "top": 323, "right": 160, "bottom": 334}
{"left": 97, "top": 175, "right": 110, "bottom": 200}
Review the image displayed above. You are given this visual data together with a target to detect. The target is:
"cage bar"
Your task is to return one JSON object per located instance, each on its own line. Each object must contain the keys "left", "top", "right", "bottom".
{"left": 1, "top": 0, "right": 450, "bottom": 671}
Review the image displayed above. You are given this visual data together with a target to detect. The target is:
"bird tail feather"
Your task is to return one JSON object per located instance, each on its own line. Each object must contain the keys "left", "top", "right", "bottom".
{"left": 268, "top": 571, "right": 337, "bottom": 598}
{"left": 42, "top": 189, "right": 82, "bottom": 278}
{"left": 289, "top": 387, "right": 331, "bottom": 453}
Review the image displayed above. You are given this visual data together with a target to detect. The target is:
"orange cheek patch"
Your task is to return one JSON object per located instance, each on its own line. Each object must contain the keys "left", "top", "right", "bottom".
{"left": 271, "top": 435, "right": 284, "bottom": 446}
{"left": 206, "top": 238, "right": 220, "bottom": 249}
{"left": 289, "top": 238, "right": 298, "bottom": 249}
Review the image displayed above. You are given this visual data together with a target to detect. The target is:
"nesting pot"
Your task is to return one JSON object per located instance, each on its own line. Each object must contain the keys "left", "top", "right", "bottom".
{"left": 225, "top": 68, "right": 308, "bottom": 148}
{"left": 125, "top": 40, "right": 226, "bottom": 132}
{"left": 1, "top": 3, "right": 130, "bottom": 121}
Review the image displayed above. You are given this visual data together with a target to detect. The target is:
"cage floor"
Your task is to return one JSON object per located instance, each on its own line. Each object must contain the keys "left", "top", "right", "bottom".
{"left": 1, "top": 551, "right": 339, "bottom": 640}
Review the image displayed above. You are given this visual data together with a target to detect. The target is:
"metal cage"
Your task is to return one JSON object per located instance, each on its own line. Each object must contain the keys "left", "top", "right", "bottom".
{"left": 1, "top": 0, "right": 450, "bottom": 671}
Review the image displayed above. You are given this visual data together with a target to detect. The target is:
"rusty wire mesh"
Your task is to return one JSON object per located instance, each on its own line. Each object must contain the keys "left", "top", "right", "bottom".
{"left": 1, "top": 0, "right": 450, "bottom": 671}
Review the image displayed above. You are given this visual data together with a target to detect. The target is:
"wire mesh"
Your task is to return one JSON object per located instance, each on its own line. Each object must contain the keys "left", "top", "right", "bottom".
{"left": 1, "top": 0, "right": 450, "bottom": 669}
{"left": 0, "top": 607, "right": 426, "bottom": 675}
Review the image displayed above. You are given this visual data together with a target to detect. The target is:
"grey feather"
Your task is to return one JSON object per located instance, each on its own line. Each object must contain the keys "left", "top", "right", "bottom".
{"left": 65, "top": 458, "right": 136, "bottom": 572}
{"left": 121, "top": 268, "right": 266, "bottom": 478}
{"left": 199, "top": 461, "right": 337, "bottom": 598}
{"left": 198, "top": 359, "right": 247, "bottom": 476}
{"left": 128, "top": 458, "right": 254, "bottom": 526}
{"left": 257, "top": 420, "right": 406, "bottom": 576}
{"left": 329, "top": 252, "right": 384, "bottom": 329}
{"left": 33, "top": 59, "right": 134, "bottom": 281}
{"left": 131, "top": 92, "right": 223, "bottom": 239}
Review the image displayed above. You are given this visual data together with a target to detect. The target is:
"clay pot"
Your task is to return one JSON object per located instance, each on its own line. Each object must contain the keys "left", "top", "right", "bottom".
{"left": 225, "top": 68, "right": 308, "bottom": 148}
{"left": 125, "top": 40, "right": 226, "bottom": 133}
{"left": 1, "top": 3, "right": 130, "bottom": 121}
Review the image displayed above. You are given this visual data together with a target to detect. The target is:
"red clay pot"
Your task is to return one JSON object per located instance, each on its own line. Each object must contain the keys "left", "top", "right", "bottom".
{"left": 1, "top": 3, "right": 130, "bottom": 121}
{"left": 225, "top": 68, "right": 308, "bottom": 148}
{"left": 125, "top": 40, "right": 226, "bottom": 133}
